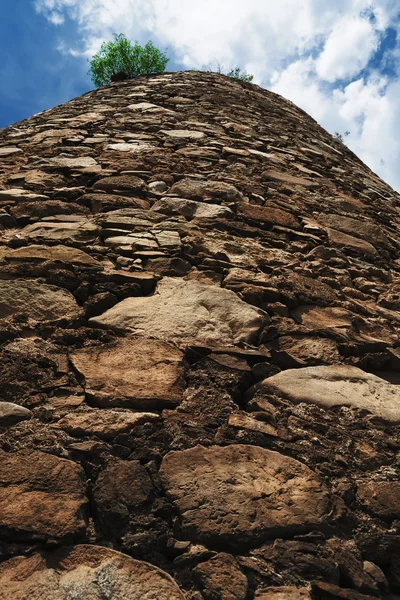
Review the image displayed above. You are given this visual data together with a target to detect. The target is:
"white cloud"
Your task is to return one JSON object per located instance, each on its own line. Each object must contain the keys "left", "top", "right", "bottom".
{"left": 47, "top": 11, "right": 65, "bottom": 25}
{"left": 34, "top": 0, "right": 400, "bottom": 191}
{"left": 315, "top": 15, "right": 379, "bottom": 82}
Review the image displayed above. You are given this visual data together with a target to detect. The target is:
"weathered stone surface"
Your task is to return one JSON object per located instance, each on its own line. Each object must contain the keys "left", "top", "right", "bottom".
{"left": 160, "top": 444, "right": 331, "bottom": 548}
{"left": 71, "top": 337, "right": 185, "bottom": 408}
{"left": 319, "top": 214, "right": 390, "bottom": 249}
{"left": 0, "top": 545, "right": 185, "bottom": 599}
{"left": 269, "top": 336, "right": 340, "bottom": 367}
{"left": 22, "top": 219, "right": 100, "bottom": 244}
{"left": 79, "top": 192, "right": 150, "bottom": 211}
{"left": 357, "top": 481, "right": 400, "bottom": 521}
{"left": 0, "top": 188, "right": 49, "bottom": 201}
{"left": 93, "top": 175, "right": 146, "bottom": 194}
{"left": 107, "top": 142, "right": 154, "bottom": 152}
{"left": 54, "top": 410, "right": 159, "bottom": 440}
{"left": 327, "top": 228, "right": 377, "bottom": 256}
{"left": 257, "top": 365, "right": 400, "bottom": 422}
{"left": 168, "top": 178, "right": 244, "bottom": 201}
{"left": 311, "top": 581, "right": 377, "bottom": 599}
{"left": 0, "top": 450, "right": 87, "bottom": 540}
{"left": 290, "top": 305, "right": 353, "bottom": 331}
{"left": 1, "top": 244, "right": 101, "bottom": 268}
{"left": 161, "top": 129, "right": 206, "bottom": 139}
{"left": 152, "top": 196, "right": 233, "bottom": 219}
{"left": 193, "top": 553, "right": 248, "bottom": 600}
{"left": 238, "top": 201, "right": 301, "bottom": 229}
{"left": 0, "top": 279, "right": 82, "bottom": 322}
{"left": 0, "top": 147, "right": 22, "bottom": 156}
{"left": 262, "top": 169, "right": 317, "bottom": 187}
{"left": 91, "top": 277, "right": 268, "bottom": 345}
{"left": 46, "top": 156, "right": 99, "bottom": 169}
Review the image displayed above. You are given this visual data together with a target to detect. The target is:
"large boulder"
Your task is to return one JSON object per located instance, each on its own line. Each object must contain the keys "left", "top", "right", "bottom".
{"left": 0, "top": 545, "right": 185, "bottom": 599}
{"left": 159, "top": 444, "right": 331, "bottom": 549}
{"left": 255, "top": 365, "right": 400, "bottom": 422}
{"left": 90, "top": 277, "right": 268, "bottom": 345}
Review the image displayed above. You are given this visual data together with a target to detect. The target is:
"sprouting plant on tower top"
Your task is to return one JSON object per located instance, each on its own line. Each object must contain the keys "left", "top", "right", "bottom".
{"left": 88, "top": 34, "right": 169, "bottom": 87}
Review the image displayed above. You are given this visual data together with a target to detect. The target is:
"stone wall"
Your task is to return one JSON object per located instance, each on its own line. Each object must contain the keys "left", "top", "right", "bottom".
{"left": 0, "top": 71, "right": 399, "bottom": 599}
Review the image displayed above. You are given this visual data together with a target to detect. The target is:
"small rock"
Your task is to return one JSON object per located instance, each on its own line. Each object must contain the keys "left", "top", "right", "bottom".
{"left": 0, "top": 402, "right": 32, "bottom": 425}
{"left": 149, "top": 180, "right": 168, "bottom": 193}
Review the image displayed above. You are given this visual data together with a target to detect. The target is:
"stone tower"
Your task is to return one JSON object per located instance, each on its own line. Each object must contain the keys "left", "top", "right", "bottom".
{"left": 0, "top": 71, "right": 399, "bottom": 599}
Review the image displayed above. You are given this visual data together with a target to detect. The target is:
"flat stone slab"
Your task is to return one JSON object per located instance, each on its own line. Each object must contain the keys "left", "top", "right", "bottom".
{"left": 93, "top": 175, "right": 146, "bottom": 194}
{"left": 22, "top": 220, "right": 100, "bottom": 244}
{"left": 2, "top": 244, "right": 101, "bottom": 269}
{"left": 238, "top": 201, "right": 301, "bottom": 229}
{"left": 257, "top": 365, "right": 400, "bottom": 422}
{"left": 0, "top": 280, "right": 82, "bottom": 322}
{"left": 159, "top": 444, "right": 331, "bottom": 548}
{"left": 327, "top": 228, "right": 377, "bottom": 256}
{"left": 291, "top": 305, "right": 353, "bottom": 331}
{"left": 0, "top": 545, "right": 185, "bottom": 600}
{"left": 54, "top": 410, "right": 159, "bottom": 441}
{"left": 0, "top": 147, "right": 22, "bottom": 156}
{"left": 152, "top": 197, "right": 233, "bottom": 220}
{"left": 161, "top": 129, "right": 206, "bottom": 139}
{"left": 0, "top": 188, "right": 49, "bottom": 201}
{"left": 47, "top": 156, "right": 99, "bottom": 169}
{"left": 0, "top": 450, "right": 87, "bottom": 540}
{"left": 168, "top": 178, "right": 243, "bottom": 201}
{"left": 70, "top": 337, "right": 185, "bottom": 409}
{"left": 319, "top": 213, "right": 390, "bottom": 249}
{"left": 90, "top": 277, "right": 268, "bottom": 345}
{"left": 262, "top": 169, "right": 317, "bottom": 187}
{"left": 107, "top": 142, "right": 154, "bottom": 152}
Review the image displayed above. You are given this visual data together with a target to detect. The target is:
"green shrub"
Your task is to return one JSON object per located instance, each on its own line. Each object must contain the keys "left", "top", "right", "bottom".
{"left": 225, "top": 67, "right": 254, "bottom": 82}
{"left": 334, "top": 130, "right": 350, "bottom": 143}
{"left": 88, "top": 34, "right": 169, "bottom": 87}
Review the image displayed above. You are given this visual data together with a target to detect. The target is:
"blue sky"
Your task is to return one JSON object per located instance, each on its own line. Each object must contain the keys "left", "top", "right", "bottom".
{"left": 2, "top": 1, "right": 400, "bottom": 191}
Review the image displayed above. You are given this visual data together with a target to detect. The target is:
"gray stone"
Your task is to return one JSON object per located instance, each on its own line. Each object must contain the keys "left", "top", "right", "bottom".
{"left": 0, "top": 402, "right": 32, "bottom": 425}
{"left": 152, "top": 197, "right": 233, "bottom": 220}
{"left": 90, "top": 277, "right": 268, "bottom": 345}
{"left": 47, "top": 156, "right": 99, "bottom": 169}
{"left": 256, "top": 365, "right": 400, "bottom": 422}
{"left": 161, "top": 129, "right": 206, "bottom": 139}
